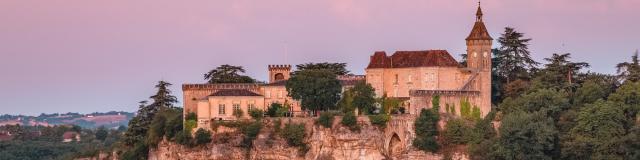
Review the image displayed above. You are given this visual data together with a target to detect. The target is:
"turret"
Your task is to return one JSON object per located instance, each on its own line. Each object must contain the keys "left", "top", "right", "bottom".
{"left": 268, "top": 64, "right": 291, "bottom": 83}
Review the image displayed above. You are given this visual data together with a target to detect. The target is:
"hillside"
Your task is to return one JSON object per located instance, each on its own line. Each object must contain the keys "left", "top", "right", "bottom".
{"left": 0, "top": 111, "right": 134, "bottom": 129}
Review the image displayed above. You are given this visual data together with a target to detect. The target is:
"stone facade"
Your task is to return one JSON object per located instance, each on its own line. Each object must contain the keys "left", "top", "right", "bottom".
{"left": 365, "top": 5, "right": 493, "bottom": 117}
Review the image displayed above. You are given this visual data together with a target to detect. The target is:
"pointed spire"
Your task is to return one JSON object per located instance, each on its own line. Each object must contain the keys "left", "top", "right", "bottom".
{"left": 476, "top": 1, "right": 483, "bottom": 22}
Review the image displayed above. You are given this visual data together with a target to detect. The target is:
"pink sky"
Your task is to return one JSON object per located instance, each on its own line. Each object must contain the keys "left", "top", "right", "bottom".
{"left": 1, "top": 0, "right": 639, "bottom": 115}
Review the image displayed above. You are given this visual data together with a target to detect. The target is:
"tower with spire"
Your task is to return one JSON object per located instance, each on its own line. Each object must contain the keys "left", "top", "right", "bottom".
{"left": 465, "top": 2, "right": 493, "bottom": 116}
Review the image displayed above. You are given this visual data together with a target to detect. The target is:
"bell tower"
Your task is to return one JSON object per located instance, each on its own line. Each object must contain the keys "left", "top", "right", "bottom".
{"left": 465, "top": 2, "right": 493, "bottom": 117}
{"left": 466, "top": 2, "right": 493, "bottom": 71}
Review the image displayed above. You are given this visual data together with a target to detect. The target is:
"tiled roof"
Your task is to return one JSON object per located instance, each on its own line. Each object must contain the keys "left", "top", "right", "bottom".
{"left": 367, "top": 50, "right": 460, "bottom": 69}
{"left": 466, "top": 22, "right": 492, "bottom": 40}
{"left": 210, "top": 89, "right": 263, "bottom": 97}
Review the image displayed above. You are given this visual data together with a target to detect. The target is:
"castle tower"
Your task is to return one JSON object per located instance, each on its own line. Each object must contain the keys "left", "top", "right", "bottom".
{"left": 268, "top": 65, "right": 291, "bottom": 83}
{"left": 465, "top": 2, "right": 493, "bottom": 117}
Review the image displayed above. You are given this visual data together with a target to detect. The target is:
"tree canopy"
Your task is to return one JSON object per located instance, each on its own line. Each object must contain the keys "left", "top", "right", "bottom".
{"left": 616, "top": 50, "right": 640, "bottom": 83}
{"left": 494, "top": 27, "right": 539, "bottom": 83}
{"left": 204, "top": 64, "right": 256, "bottom": 83}
{"left": 286, "top": 69, "right": 342, "bottom": 113}
{"left": 294, "top": 62, "right": 350, "bottom": 75}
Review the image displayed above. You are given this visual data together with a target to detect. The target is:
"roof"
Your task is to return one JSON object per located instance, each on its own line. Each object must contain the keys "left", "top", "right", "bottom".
{"left": 466, "top": 5, "right": 492, "bottom": 41}
{"left": 367, "top": 50, "right": 461, "bottom": 69}
{"left": 265, "top": 80, "right": 287, "bottom": 86}
{"left": 466, "top": 22, "right": 492, "bottom": 40}
{"left": 210, "top": 89, "right": 263, "bottom": 97}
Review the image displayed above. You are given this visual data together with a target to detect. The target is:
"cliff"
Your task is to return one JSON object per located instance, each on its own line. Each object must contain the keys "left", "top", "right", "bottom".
{"left": 149, "top": 116, "right": 468, "bottom": 160}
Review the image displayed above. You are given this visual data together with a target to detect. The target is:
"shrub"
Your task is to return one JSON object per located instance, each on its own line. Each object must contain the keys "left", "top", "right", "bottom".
{"left": 413, "top": 108, "right": 439, "bottom": 152}
{"left": 369, "top": 114, "right": 390, "bottom": 129}
{"left": 316, "top": 112, "right": 335, "bottom": 128}
{"left": 471, "top": 106, "right": 482, "bottom": 121}
{"left": 267, "top": 103, "right": 289, "bottom": 117}
{"left": 273, "top": 118, "right": 282, "bottom": 134}
{"left": 281, "top": 122, "right": 306, "bottom": 148}
{"left": 443, "top": 119, "right": 471, "bottom": 145}
{"left": 185, "top": 112, "right": 197, "bottom": 121}
{"left": 341, "top": 112, "right": 360, "bottom": 132}
{"left": 460, "top": 98, "right": 471, "bottom": 119}
{"left": 194, "top": 128, "right": 212, "bottom": 146}
{"left": 240, "top": 121, "right": 262, "bottom": 148}
{"left": 249, "top": 108, "right": 264, "bottom": 120}
{"left": 185, "top": 119, "right": 197, "bottom": 132}
{"left": 174, "top": 130, "right": 192, "bottom": 146}
{"left": 233, "top": 107, "right": 244, "bottom": 119}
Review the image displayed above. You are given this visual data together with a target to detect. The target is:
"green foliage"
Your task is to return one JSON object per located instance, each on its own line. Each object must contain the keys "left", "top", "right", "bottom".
{"left": 494, "top": 27, "right": 539, "bottom": 83}
{"left": 204, "top": 64, "right": 256, "bottom": 83}
{"left": 232, "top": 107, "right": 244, "bottom": 119}
{"left": 378, "top": 94, "right": 403, "bottom": 115}
{"left": 286, "top": 69, "right": 342, "bottom": 112}
{"left": 123, "top": 81, "right": 177, "bottom": 148}
{"left": 95, "top": 126, "right": 108, "bottom": 141}
{"left": 608, "top": 82, "right": 640, "bottom": 128}
{"left": 573, "top": 80, "right": 609, "bottom": 105}
{"left": 294, "top": 62, "right": 350, "bottom": 75}
{"left": 351, "top": 81, "right": 376, "bottom": 114}
{"left": 174, "top": 130, "right": 192, "bottom": 146}
{"left": 341, "top": 112, "right": 360, "bottom": 132}
{"left": 442, "top": 119, "right": 471, "bottom": 145}
{"left": 499, "top": 88, "right": 569, "bottom": 120}
{"left": 248, "top": 108, "right": 264, "bottom": 120}
{"left": 194, "top": 128, "right": 212, "bottom": 146}
{"left": 185, "top": 112, "right": 197, "bottom": 121}
{"left": 368, "top": 114, "right": 390, "bottom": 129}
{"left": 490, "top": 111, "right": 558, "bottom": 160}
{"left": 316, "top": 112, "right": 335, "bottom": 128}
{"left": 280, "top": 122, "right": 307, "bottom": 152}
{"left": 267, "top": 103, "right": 289, "bottom": 117}
{"left": 413, "top": 108, "right": 439, "bottom": 152}
{"left": 185, "top": 120, "right": 197, "bottom": 132}
{"left": 562, "top": 100, "right": 627, "bottom": 159}
{"left": 460, "top": 98, "right": 471, "bottom": 119}
{"left": 471, "top": 106, "right": 481, "bottom": 121}
{"left": 239, "top": 121, "right": 262, "bottom": 148}
{"left": 616, "top": 50, "right": 640, "bottom": 82}
{"left": 337, "top": 89, "right": 355, "bottom": 113}
{"left": 432, "top": 95, "right": 440, "bottom": 112}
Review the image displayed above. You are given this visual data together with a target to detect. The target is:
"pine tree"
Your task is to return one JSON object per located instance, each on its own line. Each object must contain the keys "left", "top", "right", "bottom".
{"left": 616, "top": 50, "right": 640, "bottom": 83}
{"left": 204, "top": 64, "right": 256, "bottom": 83}
{"left": 495, "top": 27, "right": 539, "bottom": 83}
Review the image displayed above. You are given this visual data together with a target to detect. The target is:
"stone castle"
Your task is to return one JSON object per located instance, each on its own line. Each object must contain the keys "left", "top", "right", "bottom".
{"left": 183, "top": 4, "right": 493, "bottom": 130}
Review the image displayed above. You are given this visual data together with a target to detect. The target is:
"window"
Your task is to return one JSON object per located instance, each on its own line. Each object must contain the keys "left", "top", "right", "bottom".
{"left": 265, "top": 90, "right": 271, "bottom": 98}
{"left": 218, "top": 104, "right": 226, "bottom": 115}
{"left": 248, "top": 103, "right": 255, "bottom": 111}
{"left": 233, "top": 103, "right": 240, "bottom": 111}
{"left": 408, "top": 74, "right": 413, "bottom": 83}
{"left": 278, "top": 90, "right": 283, "bottom": 98}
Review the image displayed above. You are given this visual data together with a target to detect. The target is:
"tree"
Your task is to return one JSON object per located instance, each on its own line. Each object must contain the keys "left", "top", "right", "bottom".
{"left": 499, "top": 89, "right": 569, "bottom": 120}
{"left": 337, "top": 89, "right": 355, "bottom": 113}
{"left": 286, "top": 69, "right": 342, "bottom": 114}
{"left": 232, "top": 107, "right": 244, "bottom": 119}
{"left": 95, "top": 126, "right": 108, "bottom": 141}
{"left": 562, "top": 100, "right": 627, "bottom": 159}
{"left": 149, "top": 81, "right": 178, "bottom": 109}
{"left": 616, "top": 50, "right": 640, "bottom": 83}
{"left": 316, "top": 112, "right": 334, "bottom": 128}
{"left": 538, "top": 53, "right": 590, "bottom": 87}
{"left": 204, "top": 64, "right": 256, "bottom": 83}
{"left": 266, "top": 103, "right": 289, "bottom": 117}
{"left": 248, "top": 108, "right": 264, "bottom": 120}
{"left": 491, "top": 111, "right": 558, "bottom": 160}
{"left": 443, "top": 119, "right": 471, "bottom": 145}
{"left": 494, "top": 27, "right": 539, "bottom": 83}
{"left": 413, "top": 108, "right": 439, "bottom": 152}
{"left": 294, "top": 62, "right": 349, "bottom": 75}
{"left": 341, "top": 111, "right": 359, "bottom": 132}
{"left": 608, "top": 82, "right": 640, "bottom": 129}
{"left": 351, "top": 81, "right": 376, "bottom": 114}
{"left": 194, "top": 128, "right": 212, "bottom": 146}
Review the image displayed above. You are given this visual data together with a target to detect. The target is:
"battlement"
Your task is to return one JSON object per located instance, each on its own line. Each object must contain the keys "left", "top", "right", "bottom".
{"left": 182, "top": 83, "right": 262, "bottom": 91}
{"left": 268, "top": 64, "right": 291, "bottom": 71}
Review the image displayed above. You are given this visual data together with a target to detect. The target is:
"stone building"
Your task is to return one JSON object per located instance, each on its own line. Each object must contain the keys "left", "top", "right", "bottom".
{"left": 183, "top": 65, "right": 365, "bottom": 130}
{"left": 365, "top": 4, "right": 493, "bottom": 117}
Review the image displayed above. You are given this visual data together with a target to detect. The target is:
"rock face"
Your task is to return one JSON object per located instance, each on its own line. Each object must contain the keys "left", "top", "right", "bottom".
{"left": 149, "top": 116, "right": 469, "bottom": 160}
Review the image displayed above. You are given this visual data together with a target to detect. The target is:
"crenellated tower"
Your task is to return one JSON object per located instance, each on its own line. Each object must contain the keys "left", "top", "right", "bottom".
{"left": 268, "top": 64, "right": 291, "bottom": 83}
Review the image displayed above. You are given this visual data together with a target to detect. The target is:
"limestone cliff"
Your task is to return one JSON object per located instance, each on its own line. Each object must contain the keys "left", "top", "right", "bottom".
{"left": 149, "top": 116, "right": 468, "bottom": 160}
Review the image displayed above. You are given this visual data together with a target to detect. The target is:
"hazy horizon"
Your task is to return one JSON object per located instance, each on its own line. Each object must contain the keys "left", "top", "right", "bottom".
{"left": 1, "top": 0, "right": 639, "bottom": 115}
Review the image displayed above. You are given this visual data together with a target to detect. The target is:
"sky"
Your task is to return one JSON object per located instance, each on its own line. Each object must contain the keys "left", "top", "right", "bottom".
{"left": 1, "top": 0, "right": 639, "bottom": 115}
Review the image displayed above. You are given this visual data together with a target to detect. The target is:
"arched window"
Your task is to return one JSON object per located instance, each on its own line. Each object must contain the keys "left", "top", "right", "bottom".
{"left": 274, "top": 73, "right": 285, "bottom": 81}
